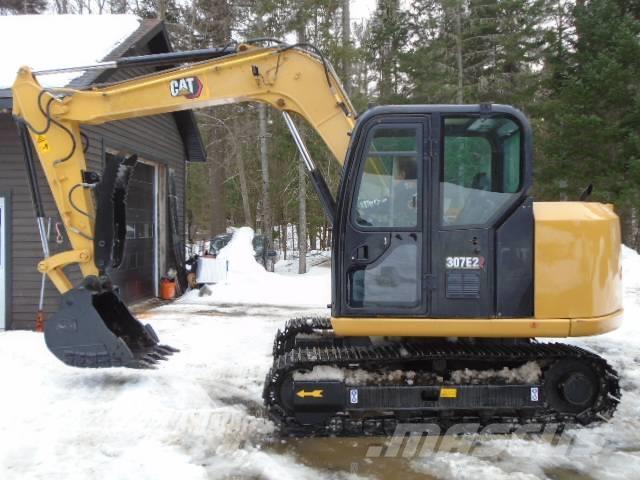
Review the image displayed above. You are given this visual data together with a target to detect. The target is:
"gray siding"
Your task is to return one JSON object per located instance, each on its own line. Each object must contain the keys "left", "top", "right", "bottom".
{"left": 0, "top": 113, "right": 70, "bottom": 330}
{"left": 0, "top": 98, "right": 186, "bottom": 329}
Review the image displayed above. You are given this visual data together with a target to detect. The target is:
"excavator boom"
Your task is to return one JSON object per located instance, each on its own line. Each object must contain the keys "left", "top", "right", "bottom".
{"left": 11, "top": 43, "right": 356, "bottom": 368}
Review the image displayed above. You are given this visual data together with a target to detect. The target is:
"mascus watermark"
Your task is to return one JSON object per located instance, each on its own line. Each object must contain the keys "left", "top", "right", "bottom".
{"left": 365, "top": 423, "right": 602, "bottom": 458}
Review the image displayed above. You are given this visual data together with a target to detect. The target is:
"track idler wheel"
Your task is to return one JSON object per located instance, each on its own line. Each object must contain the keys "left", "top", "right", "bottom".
{"left": 544, "top": 359, "right": 600, "bottom": 418}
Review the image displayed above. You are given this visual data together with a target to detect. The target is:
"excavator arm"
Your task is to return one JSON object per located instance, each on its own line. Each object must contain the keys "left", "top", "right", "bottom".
{"left": 11, "top": 44, "right": 356, "bottom": 368}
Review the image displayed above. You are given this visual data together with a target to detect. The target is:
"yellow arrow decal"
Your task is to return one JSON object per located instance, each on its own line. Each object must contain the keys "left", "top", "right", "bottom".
{"left": 296, "top": 389, "right": 324, "bottom": 399}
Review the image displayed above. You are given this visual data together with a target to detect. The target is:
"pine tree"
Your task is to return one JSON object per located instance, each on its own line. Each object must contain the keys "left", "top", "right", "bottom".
{"left": 538, "top": 0, "right": 640, "bottom": 247}
{"left": 403, "top": 0, "right": 545, "bottom": 106}
{"left": 367, "top": 0, "right": 409, "bottom": 102}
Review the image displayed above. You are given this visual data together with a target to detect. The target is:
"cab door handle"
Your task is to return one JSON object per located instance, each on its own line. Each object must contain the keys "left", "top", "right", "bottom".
{"left": 356, "top": 245, "right": 369, "bottom": 260}
{"left": 351, "top": 245, "right": 369, "bottom": 261}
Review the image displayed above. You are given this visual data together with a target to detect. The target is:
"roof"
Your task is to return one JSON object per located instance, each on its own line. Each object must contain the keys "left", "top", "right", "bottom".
{"left": 0, "top": 14, "right": 142, "bottom": 88}
{"left": 0, "top": 14, "right": 206, "bottom": 162}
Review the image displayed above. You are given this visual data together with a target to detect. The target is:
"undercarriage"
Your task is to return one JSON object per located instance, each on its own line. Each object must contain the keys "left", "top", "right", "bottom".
{"left": 263, "top": 318, "right": 621, "bottom": 436}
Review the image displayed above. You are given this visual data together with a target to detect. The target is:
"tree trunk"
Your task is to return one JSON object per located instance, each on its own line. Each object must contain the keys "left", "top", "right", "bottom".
{"left": 202, "top": 0, "right": 232, "bottom": 237}
{"left": 232, "top": 115, "right": 253, "bottom": 227}
{"left": 298, "top": 160, "right": 307, "bottom": 274}
{"left": 342, "top": 0, "right": 352, "bottom": 96}
{"left": 620, "top": 205, "right": 637, "bottom": 249}
{"left": 377, "top": 0, "right": 399, "bottom": 100}
{"left": 296, "top": 20, "right": 308, "bottom": 274}
{"left": 454, "top": 1, "right": 464, "bottom": 104}
{"left": 309, "top": 226, "right": 317, "bottom": 251}
{"left": 281, "top": 224, "right": 287, "bottom": 260}
{"left": 208, "top": 133, "right": 228, "bottom": 236}
{"left": 258, "top": 103, "right": 273, "bottom": 241}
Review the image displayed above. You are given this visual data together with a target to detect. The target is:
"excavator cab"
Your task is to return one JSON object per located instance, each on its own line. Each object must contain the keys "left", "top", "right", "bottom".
{"left": 333, "top": 105, "right": 534, "bottom": 323}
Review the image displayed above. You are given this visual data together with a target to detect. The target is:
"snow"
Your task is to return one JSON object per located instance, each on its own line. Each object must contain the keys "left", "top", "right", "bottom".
{"left": 0, "top": 14, "right": 141, "bottom": 89}
{"left": 449, "top": 361, "right": 542, "bottom": 385}
{"left": 275, "top": 250, "right": 331, "bottom": 274}
{"left": 183, "top": 227, "right": 330, "bottom": 308}
{"left": 0, "top": 244, "right": 639, "bottom": 479}
{"left": 215, "top": 226, "right": 266, "bottom": 277}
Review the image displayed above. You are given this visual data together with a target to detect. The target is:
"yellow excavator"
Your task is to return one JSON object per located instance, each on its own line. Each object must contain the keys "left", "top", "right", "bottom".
{"left": 12, "top": 41, "right": 622, "bottom": 436}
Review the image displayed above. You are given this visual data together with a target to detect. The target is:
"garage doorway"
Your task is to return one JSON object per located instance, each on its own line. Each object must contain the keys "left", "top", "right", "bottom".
{"left": 0, "top": 196, "right": 6, "bottom": 330}
{"left": 106, "top": 154, "right": 160, "bottom": 302}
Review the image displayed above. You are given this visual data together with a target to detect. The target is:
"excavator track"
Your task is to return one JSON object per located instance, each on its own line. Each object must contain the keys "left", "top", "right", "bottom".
{"left": 264, "top": 318, "right": 621, "bottom": 436}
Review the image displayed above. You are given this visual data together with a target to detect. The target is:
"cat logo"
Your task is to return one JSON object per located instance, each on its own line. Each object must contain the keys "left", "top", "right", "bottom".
{"left": 296, "top": 389, "right": 324, "bottom": 399}
{"left": 169, "top": 76, "right": 203, "bottom": 99}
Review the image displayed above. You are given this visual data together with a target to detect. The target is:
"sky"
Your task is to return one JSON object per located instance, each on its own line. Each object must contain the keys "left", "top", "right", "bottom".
{"left": 351, "top": 0, "right": 378, "bottom": 22}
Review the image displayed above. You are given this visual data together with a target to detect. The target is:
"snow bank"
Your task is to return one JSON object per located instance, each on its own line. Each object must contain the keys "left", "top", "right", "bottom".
{"left": 182, "top": 227, "right": 331, "bottom": 308}
{"left": 0, "top": 14, "right": 141, "bottom": 88}
{"left": 217, "top": 227, "right": 267, "bottom": 277}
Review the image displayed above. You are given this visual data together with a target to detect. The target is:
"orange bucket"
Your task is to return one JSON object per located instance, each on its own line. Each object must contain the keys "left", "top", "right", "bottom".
{"left": 160, "top": 278, "right": 176, "bottom": 300}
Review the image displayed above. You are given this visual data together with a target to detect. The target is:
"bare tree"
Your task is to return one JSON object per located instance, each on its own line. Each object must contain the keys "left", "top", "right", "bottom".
{"left": 342, "top": 0, "right": 352, "bottom": 96}
{"left": 0, "top": 0, "right": 46, "bottom": 13}
{"left": 453, "top": 0, "right": 464, "bottom": 103}
{"left": 232, "top": 113, "right": 253, "bottom": 227}
{"left": 296, "top": 20, "right": 307, "bottom": 274}
{"left": 258, "top": 103, "right": 272, "bottom": 242}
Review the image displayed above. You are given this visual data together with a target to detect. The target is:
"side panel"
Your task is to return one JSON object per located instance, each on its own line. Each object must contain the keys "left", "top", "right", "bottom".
{"left": 495, "top": 197, "right": 534, "bottom": 317}
{"left": 431, "top": 228, "right": 493, "bottom": 317}
{"left": 534, "top": 202, "right": 622, "bottom": 319}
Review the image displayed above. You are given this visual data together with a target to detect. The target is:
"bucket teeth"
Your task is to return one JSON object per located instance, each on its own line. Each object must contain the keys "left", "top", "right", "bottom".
{"left": 155, "top": 346, "right": 174, "bottom": 356}
{"left": 159, "top": 344, "right": 180, "bottom": 354}
{"left": 131, "top": 359, "right": 156, "bottom": 369}
{"left": 140, "top": 354, "right": 160, "bottom": 365}
{"left": 148, "top": 351, "right": 169, "bottom": 361}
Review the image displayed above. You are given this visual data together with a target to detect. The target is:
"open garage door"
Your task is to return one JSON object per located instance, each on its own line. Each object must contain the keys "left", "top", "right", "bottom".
{"left": 107, "top": 156, "right": 158, "bottom": 303}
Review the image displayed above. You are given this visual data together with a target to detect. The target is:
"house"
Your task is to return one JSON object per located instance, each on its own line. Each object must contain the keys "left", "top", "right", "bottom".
{"left": 0, "top": 15, "right": 206, "bottom": 330}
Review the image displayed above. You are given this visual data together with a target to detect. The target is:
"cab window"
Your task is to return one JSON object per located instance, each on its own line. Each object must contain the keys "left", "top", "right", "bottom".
{"left": 353, "top": 126, "right": 420, "bottom": 229}
{"left": 441, "top": 116, "right": 522, "bottom": 226}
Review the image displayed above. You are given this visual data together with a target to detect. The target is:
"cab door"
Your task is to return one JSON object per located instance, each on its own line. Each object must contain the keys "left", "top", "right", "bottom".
{"left": 337, "top": 117, "right": 430, "bottom": 316}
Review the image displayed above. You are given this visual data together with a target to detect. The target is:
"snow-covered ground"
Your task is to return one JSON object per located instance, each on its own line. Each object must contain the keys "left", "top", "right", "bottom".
{"left": 1, "top": 235, "right": 639, "bottom": 479}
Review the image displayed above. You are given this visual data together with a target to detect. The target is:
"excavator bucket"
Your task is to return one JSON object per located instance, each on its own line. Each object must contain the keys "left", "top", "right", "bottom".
{"left": 44, "top": 153, "right": 178, "bottom": 368}
{"left": 45, "top": 286, "right": 177, "bottom": 368}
